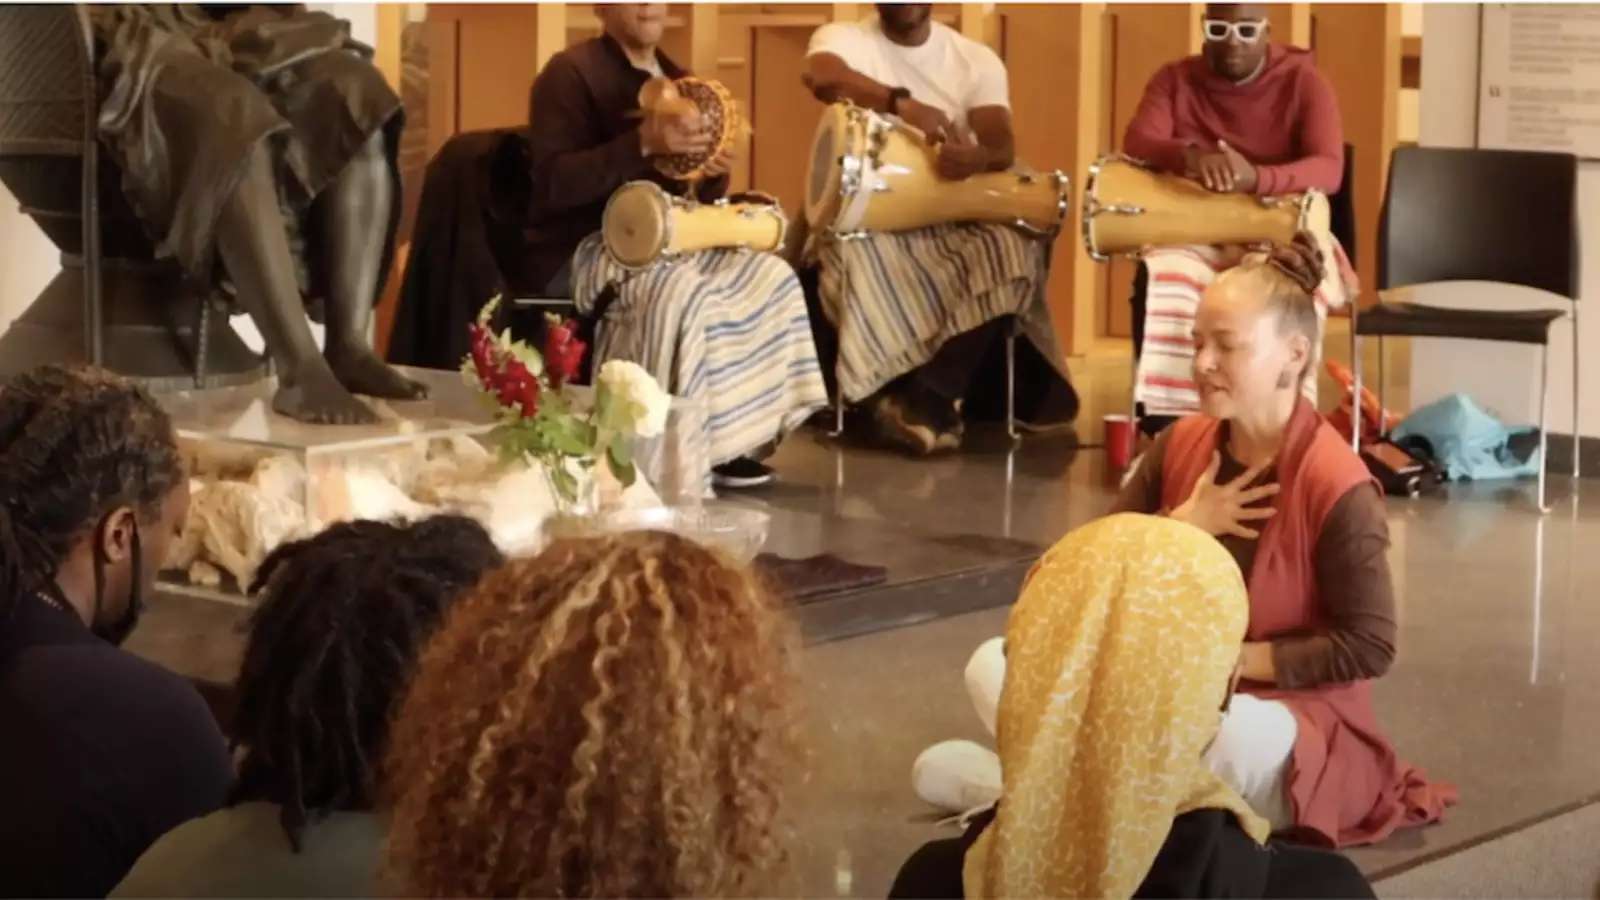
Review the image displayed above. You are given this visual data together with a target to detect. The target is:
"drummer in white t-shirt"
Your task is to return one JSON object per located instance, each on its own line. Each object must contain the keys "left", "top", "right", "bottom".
{"left": 804, "top": 4, "right": 1013, "bottom": 181}
{"left": 798, "top": 5, "right": 1076, "bottom": 457}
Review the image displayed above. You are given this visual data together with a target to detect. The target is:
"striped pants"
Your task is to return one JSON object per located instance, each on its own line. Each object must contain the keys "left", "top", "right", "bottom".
{"left": 571, "top": 234, "right": 828, "bottom": 466}
{"left": 814, "top": 222, "right": 1055, "bottom": 404}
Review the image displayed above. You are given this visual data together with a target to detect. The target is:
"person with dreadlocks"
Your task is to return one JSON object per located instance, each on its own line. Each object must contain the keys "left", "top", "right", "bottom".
{"left": 384, "top": 531, "right": 801, "bottom": 898}
{"left": 0, "top": 364, "right": 231, "bottom": 897}
{"left": 111, "top": 515, "right": 503, "bottom": 898}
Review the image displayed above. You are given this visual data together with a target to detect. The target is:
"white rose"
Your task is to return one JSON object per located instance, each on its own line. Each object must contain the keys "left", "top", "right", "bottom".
{"left": 597, "top": 360, "right": 670, "bottom": 438}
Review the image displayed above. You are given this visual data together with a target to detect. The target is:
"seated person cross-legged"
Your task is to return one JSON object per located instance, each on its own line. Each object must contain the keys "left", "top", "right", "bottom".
{"left": 112, "top": 516, "right": 503, "bottom": 898}
{"left": 912, "top": 239, "right": 1457, "bottom": 848}
{"left": 890, "top": 515, "right": 1375, "bottom": 899}
{"left": 1122, "top": 2, "right": 1350, "bottom": 434}
{"left": 526, "top": 3, "right": 827, "bottom": 490}
{"left": 1110, "top": 238, "right": 1456, "bottom": 846}
{"left": 802, "top": 4, "right": 1076, "bottom": 455}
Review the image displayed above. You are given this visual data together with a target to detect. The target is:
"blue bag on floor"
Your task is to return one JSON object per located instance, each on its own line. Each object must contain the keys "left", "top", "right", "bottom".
{"left": 1391, "top": 393, "right": 1540, "bottom": 481}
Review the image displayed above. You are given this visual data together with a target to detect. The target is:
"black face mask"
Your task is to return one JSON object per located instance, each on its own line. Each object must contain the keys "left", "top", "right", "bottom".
{"left": 90, "top": 519, "right": 144, "bottom": 647}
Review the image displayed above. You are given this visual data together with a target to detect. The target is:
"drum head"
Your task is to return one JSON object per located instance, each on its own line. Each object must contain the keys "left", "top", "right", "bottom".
{"left": 652, "top": 78, "right": 737, "bottom": 182}
{"left": 804, "top": 104, "right": 850, "bottom": 228}
{"left": 603, "top": 181, "right": 670, "bottom": 268}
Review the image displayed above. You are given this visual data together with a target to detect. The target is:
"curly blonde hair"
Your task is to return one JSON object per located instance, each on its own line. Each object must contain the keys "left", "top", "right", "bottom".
{"left": 383, "top": 531, "right": 800, "bottom": 897}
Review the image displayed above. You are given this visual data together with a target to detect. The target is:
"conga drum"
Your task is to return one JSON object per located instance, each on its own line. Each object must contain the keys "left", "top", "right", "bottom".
{"left": 602, "top": 181, "right": 788, "bottom": 268}
{"left": 1081, "top": 154, "right": 1329, "bottom": 260}
{"left": 804, "top": 102, "right": 1070, "bottom": 235}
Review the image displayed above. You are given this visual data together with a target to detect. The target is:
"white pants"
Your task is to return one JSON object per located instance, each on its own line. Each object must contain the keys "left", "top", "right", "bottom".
{"left": 912, "top": 637, "right": 1298, "bottom": 832}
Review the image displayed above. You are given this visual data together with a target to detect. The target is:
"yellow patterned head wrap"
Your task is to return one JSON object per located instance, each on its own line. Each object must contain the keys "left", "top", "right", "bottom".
{"left": 963, "top": 513, "right": 1270, "bottom": 899}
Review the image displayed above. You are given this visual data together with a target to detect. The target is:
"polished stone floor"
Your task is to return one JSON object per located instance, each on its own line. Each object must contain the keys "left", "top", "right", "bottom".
{"left": 766, "top": 436, "right": 1600, "bottom": 896}
{"left": 129, "top": 376, "right": 1600, "bottom": 897}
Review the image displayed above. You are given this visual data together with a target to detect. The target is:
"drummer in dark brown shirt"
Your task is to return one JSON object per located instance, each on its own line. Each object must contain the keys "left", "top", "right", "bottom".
{"left": 525, "top": 4, "right": 827, "bottom": 491}
{"left": 522, "top": 7, "right": 728, "bottom": 297}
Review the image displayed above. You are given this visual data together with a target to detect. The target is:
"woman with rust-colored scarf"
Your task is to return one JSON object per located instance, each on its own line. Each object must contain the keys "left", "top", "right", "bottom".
{"left": 1110, "top": 232, "right": 1458, "bottom": 847}
{"left": 912, "top": 234, "right": 1455, "bottom": 851}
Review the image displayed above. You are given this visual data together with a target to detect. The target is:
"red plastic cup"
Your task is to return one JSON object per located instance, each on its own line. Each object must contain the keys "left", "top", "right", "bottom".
{"left": 1104, "top": 414, "right": 1135, "bottom": 470}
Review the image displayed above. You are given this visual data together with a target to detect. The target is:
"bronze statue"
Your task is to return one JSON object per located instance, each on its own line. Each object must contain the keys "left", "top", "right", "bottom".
{"left": 87, "top": 4, "right": 425, "bottom": 423}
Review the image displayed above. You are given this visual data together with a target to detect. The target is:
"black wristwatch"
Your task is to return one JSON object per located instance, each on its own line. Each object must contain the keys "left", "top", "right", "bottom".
{"left": 886, "top": 86, "right": 911, "bottom": 116}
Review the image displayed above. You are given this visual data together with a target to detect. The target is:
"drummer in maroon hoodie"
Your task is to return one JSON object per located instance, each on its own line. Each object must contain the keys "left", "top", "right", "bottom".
{"left": 1121, "top": 3, "right": 1344, "bottom": 435}
{"left": 1125, "top": 3, "right": 1344, "bottom": 197}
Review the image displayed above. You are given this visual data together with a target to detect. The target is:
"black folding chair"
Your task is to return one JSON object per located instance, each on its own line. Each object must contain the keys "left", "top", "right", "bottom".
{"left": 1350, "top": 146, "right": 1580, "bottom": 511}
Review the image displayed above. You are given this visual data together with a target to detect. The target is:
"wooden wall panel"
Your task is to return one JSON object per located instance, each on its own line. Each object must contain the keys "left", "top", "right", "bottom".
{"left": 750, "top": 27, "right": 828, "bottom": 218}
{"left": 717, "top": 21, "right": 756, "bottom": 193}
{"left": 1260, "top": 4, "right": 1312, "bottom": 47}
{"left": 425, "top": 12, "right": 459, "bottom": 158}
{"left": 444, "top": 4, "right": 545, "bottom": 132}
{"left": 1311, "top": 3, "right": 1401, "bottom": 294}
{"left": 1102, "top": 4, "right": 1200, "bottom": 339}
{"left": 1001, "top": 3, "right": 1106, "bottom": 356}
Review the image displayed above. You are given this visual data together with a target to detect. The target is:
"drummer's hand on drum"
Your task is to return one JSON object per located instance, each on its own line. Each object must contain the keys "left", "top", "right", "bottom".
{"left": 1217, "top": 141, "right": 1259, "bottom": 193}
{"left": 641, "top": 107, "right": 711, "bottom": 158}
{"left": 895, "top": 97, "right": 954, "bottom": 144}
{"left": 936, "top": 135, "right": 987, "bottom": 181}
{"left": 1185, "top": 140, "right": 1258, "bottom": 194}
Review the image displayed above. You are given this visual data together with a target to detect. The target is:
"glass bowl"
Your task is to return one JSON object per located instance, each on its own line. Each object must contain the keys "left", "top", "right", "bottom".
{"left": 541, "top": 501, "right": 771, "bottom": 563}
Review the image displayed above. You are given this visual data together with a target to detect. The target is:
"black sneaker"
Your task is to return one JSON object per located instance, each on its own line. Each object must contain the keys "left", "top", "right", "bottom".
{"left": 712, "top": 456, "right": 776, "bottom": 489}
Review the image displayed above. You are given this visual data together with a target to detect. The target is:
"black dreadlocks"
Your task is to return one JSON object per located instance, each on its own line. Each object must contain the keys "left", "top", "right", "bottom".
{"left": 230, "top": 514, "right": 504, "bottom": 851}
{"left": 0, "top": 365, "right": 184, "bottom": 611}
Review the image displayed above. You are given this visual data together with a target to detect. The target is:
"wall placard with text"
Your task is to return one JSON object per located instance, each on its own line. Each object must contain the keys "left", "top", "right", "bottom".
{"left": 1478, "top": 3, "right": 1600, "bottom": 159}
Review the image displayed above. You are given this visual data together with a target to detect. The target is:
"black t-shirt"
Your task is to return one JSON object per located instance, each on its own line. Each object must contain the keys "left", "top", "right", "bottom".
{"left": 889, "top": 808, "right": 1375, "bottom": 899}
{"left": 0, "top": 595, "right": 233, "bottom": 898}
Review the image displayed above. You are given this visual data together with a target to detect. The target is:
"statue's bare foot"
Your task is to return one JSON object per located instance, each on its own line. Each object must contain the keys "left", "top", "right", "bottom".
{"left": 273, "top": 367, "right": 379, "bottom": 425}
{"left": 326, "top": 344, "right": 430, "bottom": 401}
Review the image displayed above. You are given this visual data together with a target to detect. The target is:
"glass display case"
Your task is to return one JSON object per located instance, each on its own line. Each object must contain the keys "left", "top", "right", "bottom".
{"left": 157, "top": 367, "right": 711, "bottom": 605}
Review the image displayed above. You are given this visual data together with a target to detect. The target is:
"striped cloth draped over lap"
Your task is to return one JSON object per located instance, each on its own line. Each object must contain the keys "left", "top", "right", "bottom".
{"left": 814, "top": 221, "right": 1050, "bottom": 404}
{"left": 571, "top": 233, "right": 828, "bottom": 466}
{"left": 1135, "top": 233, "right": 1357, "bottom": 418}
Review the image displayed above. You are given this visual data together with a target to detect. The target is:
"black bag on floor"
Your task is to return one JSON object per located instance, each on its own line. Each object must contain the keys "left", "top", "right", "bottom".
{"left": 1360, "top": 436, "right": 1444, "bottom": 497}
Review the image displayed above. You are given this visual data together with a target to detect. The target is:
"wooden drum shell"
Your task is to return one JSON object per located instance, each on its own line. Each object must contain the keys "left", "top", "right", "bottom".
{"left": 602, "top": 181, "right": 787, "bottom": 268}
{"left": 1082, "top": 155, "right": 1329, "bottom": 259}
{"left": 804, "top": 103, "right": 1070, "bottom": 235}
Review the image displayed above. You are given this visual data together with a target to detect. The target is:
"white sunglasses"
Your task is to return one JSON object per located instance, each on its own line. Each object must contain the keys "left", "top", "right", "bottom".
{"left": 1203, "top": 18, "right": 1267, "bottom": 43}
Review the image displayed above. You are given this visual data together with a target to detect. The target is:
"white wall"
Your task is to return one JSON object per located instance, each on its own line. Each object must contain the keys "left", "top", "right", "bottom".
{"left": 312, "top": 3, "right": 376, "bottom": 46}
{"left": 1410, "top": 4, "right": 1600, "bottom": 437}
{"left": 0, "top": 185, "right": 60, "bottom": 334}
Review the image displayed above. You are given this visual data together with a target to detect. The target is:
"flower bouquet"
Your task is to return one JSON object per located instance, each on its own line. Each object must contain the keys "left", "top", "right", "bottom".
{"left": 463, "top": 297, "right": 671, "bottom": 510}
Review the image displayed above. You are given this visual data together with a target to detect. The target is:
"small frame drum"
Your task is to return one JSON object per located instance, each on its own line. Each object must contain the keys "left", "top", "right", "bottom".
{"left": 602, "top": 180, "right": 788, "bottom": 269}
{"left": 640, "top": 76, "right": 742, "bottom": 182}
{"left": 804, "top": 102, "right": 1070, "bottom": 236}
{"left": 1081, "top": 154, "right": 1330, "bottom": 260}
